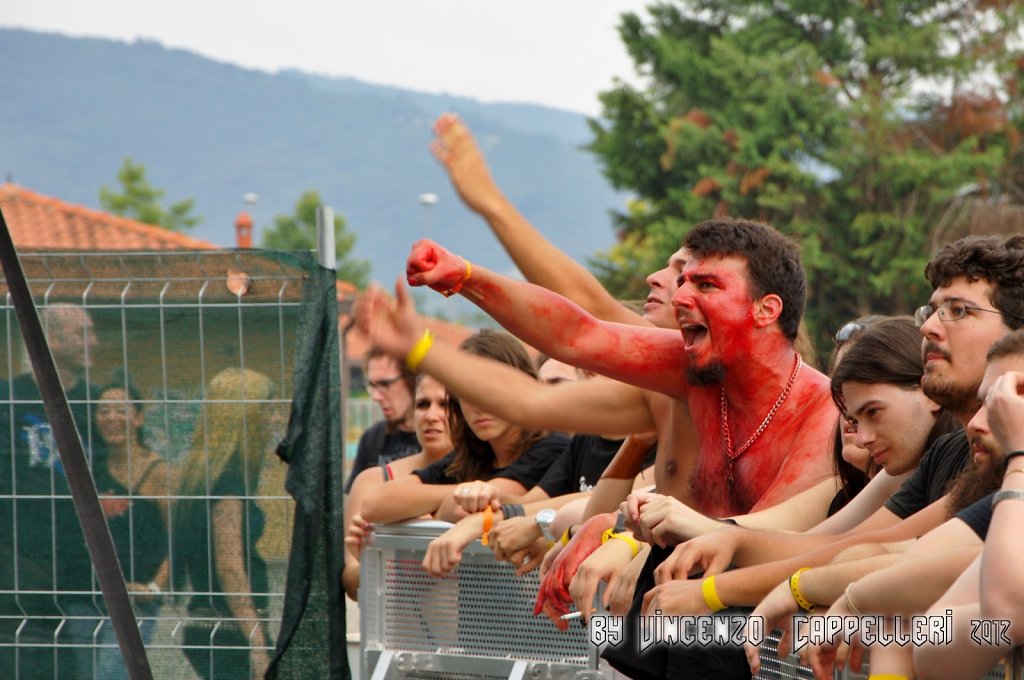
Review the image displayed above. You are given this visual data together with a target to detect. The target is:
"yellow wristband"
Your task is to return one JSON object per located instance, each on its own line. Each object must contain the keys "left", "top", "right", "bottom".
{"left": 789, "top": 567, "right": 816, "bottom": 612}
{"left": 601, "top": 529, "right": 640, "bottom": 558}
{"left": 559, "top": 528, "right": 571, "bottom": 546}
{"left": 405, "top": 329, "right": 434, "bottom": 372}
{"left": 701, "top": 575, "right": 727, "bottom": 613}
{"left": 867, "top": 675, "right": 910, "bottom": 680}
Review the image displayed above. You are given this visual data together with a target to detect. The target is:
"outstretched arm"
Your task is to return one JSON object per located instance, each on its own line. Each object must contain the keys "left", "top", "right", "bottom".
{"left": 356, "top": 284, "right": 660, "bottom": 434}
{"left": 404, "top": 241, "right": 689, "bottom": 399}
{"left": 431, "top": 113, "right": 644, "bottom": 326}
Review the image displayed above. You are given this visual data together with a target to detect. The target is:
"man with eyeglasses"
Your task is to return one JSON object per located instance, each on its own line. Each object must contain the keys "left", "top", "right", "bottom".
{"left": 636, "top": 233, "right": 1024, "bottom": 679}
{"left": 345, "top": 347, "right": 421, "bottom": 493}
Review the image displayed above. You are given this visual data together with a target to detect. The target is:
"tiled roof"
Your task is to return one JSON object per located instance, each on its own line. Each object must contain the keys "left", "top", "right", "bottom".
{"left": 0, "top": 183, "right": 479, "bottom": 363}
{"left": 0, "top": 183, "right": 218, "bottom": 250}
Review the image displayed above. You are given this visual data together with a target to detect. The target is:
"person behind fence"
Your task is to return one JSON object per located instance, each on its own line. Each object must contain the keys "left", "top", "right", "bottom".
{"left": 360, "top": 329, "right": 569, "bottom": 525}
{"left": 0, "top": 303, "right": 100, "bottom": 679}
{"left": 61, "top": 380, "right": 172, "bottom": 678}
{"left": 344, "top": 347, "right": 420, "bottom": 493}
{"left": 343, "top": 373, "right": 453, "bottom": 600}
{"left": 174, "top": 368, "right": 276, "bottom": 680}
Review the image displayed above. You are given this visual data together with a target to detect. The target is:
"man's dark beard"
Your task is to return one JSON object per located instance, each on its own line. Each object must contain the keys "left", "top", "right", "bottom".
{"left": 687, "top": 361, "right": 726, "bottom": 386}
{"left": 945, "top": 451, "right": 1007, "bottom": 515}
{"left": 922, "top": 372, "right": 978, "bottom": 416}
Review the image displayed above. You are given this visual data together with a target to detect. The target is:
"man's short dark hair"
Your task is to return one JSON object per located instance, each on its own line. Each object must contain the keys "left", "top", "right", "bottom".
{"left": 925, "top": 234, "right": 1024, "bottom": 330}
{"left": 683, "top": 219, "right": 806, "bottom": 341}
{"left": 987, "top": 329, "right": 1024, "bottom": 362}
{"left": 364, "top": 346, "right": 416, "bottom": 395}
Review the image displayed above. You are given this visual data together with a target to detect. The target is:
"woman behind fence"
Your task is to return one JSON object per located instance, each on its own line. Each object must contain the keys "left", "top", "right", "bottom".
{"left": 343, "top": 373, "right": 454, "bottom": 600}
{"left": 174, "top": 368, "right": 276, "bottom": 680}
{"left": 62, "top": 381, "right": 172, "bottom": 679}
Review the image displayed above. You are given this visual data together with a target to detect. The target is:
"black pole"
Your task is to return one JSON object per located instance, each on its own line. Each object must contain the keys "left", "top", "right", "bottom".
{"left": 0, "top": 206, "right": 153, "bottom": 679}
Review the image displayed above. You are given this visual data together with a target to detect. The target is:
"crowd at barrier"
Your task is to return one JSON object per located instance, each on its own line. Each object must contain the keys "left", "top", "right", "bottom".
{"left": 343, "top": 114, "right": 1024, "bottom": 680}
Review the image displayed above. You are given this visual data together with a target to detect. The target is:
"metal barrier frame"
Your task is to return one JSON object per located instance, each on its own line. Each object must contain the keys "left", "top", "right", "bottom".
{"left": 359, "top": 521, "right": 604, "bottom": 680}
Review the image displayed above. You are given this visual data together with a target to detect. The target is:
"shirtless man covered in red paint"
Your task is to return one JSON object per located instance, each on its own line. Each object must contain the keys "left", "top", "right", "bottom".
{"left": 401, "top": 219, "right": 835, "bottom": 516}
{"left": 360, "top": 217, "right": 834, "bottom": 612}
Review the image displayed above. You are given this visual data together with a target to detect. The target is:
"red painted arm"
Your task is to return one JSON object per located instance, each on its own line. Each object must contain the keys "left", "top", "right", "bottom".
{"left": 406, "top": 239, "right": 690, "bottom": 400}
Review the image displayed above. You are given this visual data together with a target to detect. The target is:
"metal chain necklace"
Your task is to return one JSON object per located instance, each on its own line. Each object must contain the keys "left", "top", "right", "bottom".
{"left": 721, "top": 352, "right": 802, "bottom": 490}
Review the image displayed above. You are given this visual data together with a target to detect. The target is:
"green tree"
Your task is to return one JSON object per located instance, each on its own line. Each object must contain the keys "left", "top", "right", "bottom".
{"left": 261, "top": 190, "right": 371, "bottom": 287}
{"left": 99, "top": 157, "right": 201, "bottom": 231}
{"left": 588, "top": 0, "right": 1024, "bottom": 345}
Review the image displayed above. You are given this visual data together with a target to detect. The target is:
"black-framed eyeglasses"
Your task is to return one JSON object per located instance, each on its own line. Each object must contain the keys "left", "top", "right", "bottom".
{"left": 914, "top": 300, "right": 1023, "bottom": 327}
{"left": 366, "top": 376, "right": 403, "bottom": 393}
{"left": 834, "top": 322, "right": 866, "bottom": 346}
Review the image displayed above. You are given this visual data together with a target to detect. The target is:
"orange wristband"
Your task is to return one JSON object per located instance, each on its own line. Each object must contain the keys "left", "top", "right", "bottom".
{"left": 481, "top": 505, "right": 493, "bottom": 546}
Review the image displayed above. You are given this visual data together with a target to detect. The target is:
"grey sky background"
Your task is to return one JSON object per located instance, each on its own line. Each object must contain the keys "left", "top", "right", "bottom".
{"left": 2, "top": 0, "right": 652, "bottom": 115}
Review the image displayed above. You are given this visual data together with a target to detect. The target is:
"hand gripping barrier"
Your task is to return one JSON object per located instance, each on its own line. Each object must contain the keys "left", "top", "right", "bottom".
{"left": 753, "top": 629, "right": 1018, "bottom": 680}
{"left": 359, "top": 523, "right": 1019, "bottom": 680}
{"left": 359, "top": 521, "right": 606, "bottom": 680}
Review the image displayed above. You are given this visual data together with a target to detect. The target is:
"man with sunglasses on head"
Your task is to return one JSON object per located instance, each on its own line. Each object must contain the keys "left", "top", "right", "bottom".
{"left": 345, "top": 347, "right": 421, "bottom": 493}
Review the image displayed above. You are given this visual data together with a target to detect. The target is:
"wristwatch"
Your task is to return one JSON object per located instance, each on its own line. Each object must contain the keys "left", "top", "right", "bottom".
{"left": 535, "top": 508, "right": 557, "bottom": 543}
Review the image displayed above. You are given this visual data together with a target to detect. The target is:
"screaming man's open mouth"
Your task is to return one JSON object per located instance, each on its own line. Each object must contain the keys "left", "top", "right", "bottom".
{"left": 681, "top": 324, "right": 707, "bottom": 349}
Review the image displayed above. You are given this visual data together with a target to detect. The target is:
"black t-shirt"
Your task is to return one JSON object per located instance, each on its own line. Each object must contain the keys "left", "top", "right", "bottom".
{"left": 955, "top": 492, "right": 995, "bottom": 540}
{"left": 412, "top": 432, "right": 569, "bottom": 487}
{"left": 536, "top": 435, "right": 655, "bottom": 498}
{"left": 884, "top": 429, "right": 969, "bottom": 519}
{"left": 0, "top": 374, "right": 99, "bottom": 612}
{"left": 176, "top": 452, "right": 268, "bottom": 616}
{"left": 345, "top": 420, "right": 420, "bottom": 492}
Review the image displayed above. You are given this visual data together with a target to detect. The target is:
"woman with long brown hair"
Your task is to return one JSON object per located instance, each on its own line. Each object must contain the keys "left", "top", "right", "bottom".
{"left": 360, "top": 329, "right": 568, "bottom": 524}
{"left": 174, "top": 368, "right": 277, "bottom": 680}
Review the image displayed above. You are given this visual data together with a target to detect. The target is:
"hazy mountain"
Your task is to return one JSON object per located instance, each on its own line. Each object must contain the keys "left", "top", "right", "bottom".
{"left": 0, "top": 28, "right": 627, "bottom": 299}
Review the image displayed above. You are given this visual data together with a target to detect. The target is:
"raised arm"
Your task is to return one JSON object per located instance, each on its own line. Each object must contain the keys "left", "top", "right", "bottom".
{"left": 431, "top": 113, "right": 644, "bottom": 326}
{"left": 357, "top": 284, "right": 660, "bottom": 434}
{"left": 403, "top": 242, "right": 689, "bottom": 398}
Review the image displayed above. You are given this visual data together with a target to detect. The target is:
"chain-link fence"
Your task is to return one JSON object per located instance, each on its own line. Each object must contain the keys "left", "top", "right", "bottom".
{"left": 0, "top": 249, "right": 340, "bottom": 679}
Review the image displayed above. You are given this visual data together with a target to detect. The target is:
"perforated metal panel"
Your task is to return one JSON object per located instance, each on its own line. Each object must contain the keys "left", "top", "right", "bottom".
{"left": 360, "top": 522, "right": 602, "bottom": 679}
{"left": 754, "top": 629, "right": 814, "bottom": 680}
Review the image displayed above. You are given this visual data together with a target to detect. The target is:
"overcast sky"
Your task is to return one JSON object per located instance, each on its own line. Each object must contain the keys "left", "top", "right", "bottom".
{"left": 1, "top": 0, "right": 652, "bottom": 115}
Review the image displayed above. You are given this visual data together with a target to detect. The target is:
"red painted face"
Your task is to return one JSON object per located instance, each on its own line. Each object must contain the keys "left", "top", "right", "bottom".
{"left": 671, "top": 255, "right": 757, "bottom": 383}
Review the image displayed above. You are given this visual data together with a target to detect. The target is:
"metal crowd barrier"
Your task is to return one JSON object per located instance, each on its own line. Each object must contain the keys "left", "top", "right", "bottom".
{"left": 361, "top": 523, "right": 1021, "bottom": 680}
{"left": 359, "top": 521, "right": 604, "bottom": 680}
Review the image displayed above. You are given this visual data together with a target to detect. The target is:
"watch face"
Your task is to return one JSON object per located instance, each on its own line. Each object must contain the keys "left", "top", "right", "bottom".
{"left": 536, "top": 508, "right": 556, "bottom": 525}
